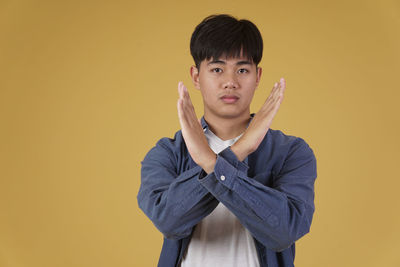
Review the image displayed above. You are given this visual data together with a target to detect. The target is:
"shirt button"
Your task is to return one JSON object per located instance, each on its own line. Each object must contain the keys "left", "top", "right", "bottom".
{"left": 220, "top": 175, "right": 226, "bottom": 181}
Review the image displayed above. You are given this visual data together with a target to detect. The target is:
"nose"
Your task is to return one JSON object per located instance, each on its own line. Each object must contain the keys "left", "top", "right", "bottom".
{"left": 223, "top": 72, "right": 238, "bottom": 89}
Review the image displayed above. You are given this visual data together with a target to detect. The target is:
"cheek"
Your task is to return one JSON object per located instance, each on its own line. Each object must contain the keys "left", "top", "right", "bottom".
{"left": 199, "top": 78, "right": 217, "bottom": 98}
{"left": 240, "top": 79, "right": 257, "bottom": 93}
{"left": 243, "top": 77, "right": 257, "bottom": 87}
{"left": 199, "top": 75, "right": 215, "bottom": 86}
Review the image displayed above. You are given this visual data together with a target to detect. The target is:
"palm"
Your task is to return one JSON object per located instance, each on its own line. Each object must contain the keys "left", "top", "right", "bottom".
{"left": 177, "top": 82, "right": 215, "bottom": 170}
{"left": 233, "top": 78, "right": 286, "bottom": 158}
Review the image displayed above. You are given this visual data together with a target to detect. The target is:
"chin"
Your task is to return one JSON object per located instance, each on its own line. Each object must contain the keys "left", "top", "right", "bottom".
{"left": 216, "top": 111, "right": 245, "bottom": 119}
{"left": 205, "top": 105, "right": 249, "bottom": 120}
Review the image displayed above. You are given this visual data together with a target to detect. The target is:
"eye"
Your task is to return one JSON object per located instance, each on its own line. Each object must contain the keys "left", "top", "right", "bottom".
{"left": 211, "top": 68, "right": 223, "bottom": 73}
{"left": 238, "top": 68, "right": 249, "bottom": 74}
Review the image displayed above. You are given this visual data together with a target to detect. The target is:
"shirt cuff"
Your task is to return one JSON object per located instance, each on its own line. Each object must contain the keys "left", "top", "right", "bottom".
{"left": 198, "top": 152, "right": 240, "bottom": 195}
{"left": 218, "top": 146, "right": 249, "bottom": 174}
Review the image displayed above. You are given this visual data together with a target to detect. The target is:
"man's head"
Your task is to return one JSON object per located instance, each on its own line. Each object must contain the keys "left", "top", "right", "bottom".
{"left": 190, "top": 14, "right": 263, "bottom": 71}
{"left": 189, "top": 14, "right": 263, "bottom": 121}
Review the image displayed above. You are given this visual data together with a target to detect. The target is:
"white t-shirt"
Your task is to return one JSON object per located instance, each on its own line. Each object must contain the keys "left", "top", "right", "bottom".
{"left": 180, "top": 128, "right": 260, "bottom": 267}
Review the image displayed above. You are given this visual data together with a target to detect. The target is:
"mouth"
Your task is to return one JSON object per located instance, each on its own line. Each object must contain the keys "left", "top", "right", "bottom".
{"left": 220, "top": 95, "right": 239, "bottom": 104}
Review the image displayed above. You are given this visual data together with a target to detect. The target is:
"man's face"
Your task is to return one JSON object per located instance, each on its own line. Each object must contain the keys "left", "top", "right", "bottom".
{"left": 190, "top": 55, "right": 262, "bottom": 120}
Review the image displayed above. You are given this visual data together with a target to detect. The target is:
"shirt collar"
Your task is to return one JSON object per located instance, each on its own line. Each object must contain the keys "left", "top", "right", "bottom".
{"left": 200, "top": 113, "right": 256, "bottom": 132}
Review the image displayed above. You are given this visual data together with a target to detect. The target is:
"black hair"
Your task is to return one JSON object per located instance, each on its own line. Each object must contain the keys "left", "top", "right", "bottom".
{"left": 190, "top": 14, "right": 263, "bottom": 71}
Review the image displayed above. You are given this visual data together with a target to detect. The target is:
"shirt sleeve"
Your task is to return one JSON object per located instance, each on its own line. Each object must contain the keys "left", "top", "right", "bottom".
{"left": 137, "top": 140, "right": 218, "bottom": 240}
{"left": 198, "top": 138, "right": 317, "bottom": 252}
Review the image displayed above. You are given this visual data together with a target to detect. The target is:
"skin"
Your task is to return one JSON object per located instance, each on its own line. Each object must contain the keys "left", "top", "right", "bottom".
{"left": 177, "top": 55, "right": 286, "bottom": 174}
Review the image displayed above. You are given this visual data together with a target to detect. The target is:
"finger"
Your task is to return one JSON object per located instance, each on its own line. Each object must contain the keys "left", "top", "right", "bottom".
{"left": 182, "top": 83, "right": 193, "bottom": 103}
{"left": 178, "top": 90, "right": 189, "bottom": 121}
{"left": 270, "top": 82, "right": 278, "bottom": 94}
{"left": 179, "top": 82, "right": 201, "bottom": 130}
{"left": 265, "top": 81, "right": 280, "bottom": 104}
{"left": 178, "top": 81, "right": 184, "bottom": 99}
{"left": 273, "top": 78, "right": 285, "bottom": 99}
{"left": 183, "top": 102, "right": 198, "bottom": 127}
{"left": 177, "top": 98, "right": 190, "bottom": 131}
{"left": 178, "top": 81, "right": 181, "bottom": 96}
{"left": 280, "top": 77, "right": 286, "bottom": 87}
{"left": 279, "top": 78, "right": 286, "bottom": 92}
{"left": 179, "top": 83, "right": 197, "bottom": 121}
{"left": 279, "top": 78, "right": 286, "bottom": 99}
{"left": 178, "top": 91, "right": 197, "bottom": 128}
{"left": 180, "top": 83, "right": 197, "bottom": 116}
{"left": 177, "top": 98, "right": 185, "bottom": 121}
{"left": 178, "top": 82, "right": 189, "bottom": 102}
{"left": 177, "top": 99, "right": 184, "bottom": 125}
{"left": 263, "top": 79, "right": 284, "bottom": 108}
{"left": 262, "top": 83, "right": 276, "bottom": 107}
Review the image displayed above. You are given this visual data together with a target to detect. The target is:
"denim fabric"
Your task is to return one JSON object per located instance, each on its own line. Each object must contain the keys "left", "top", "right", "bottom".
{"left": 138, "top": 113, "right": 317, "bottom": 267}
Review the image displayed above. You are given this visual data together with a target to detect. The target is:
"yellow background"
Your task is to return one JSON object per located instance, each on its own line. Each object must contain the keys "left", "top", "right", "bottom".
{"left": 1, "top": 0, "right": 399, "bottom": 266}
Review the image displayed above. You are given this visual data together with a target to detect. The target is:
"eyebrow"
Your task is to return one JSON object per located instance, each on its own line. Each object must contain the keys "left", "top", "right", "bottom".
{"left": 207, "top": 60, "right": 253, "bottom": 66}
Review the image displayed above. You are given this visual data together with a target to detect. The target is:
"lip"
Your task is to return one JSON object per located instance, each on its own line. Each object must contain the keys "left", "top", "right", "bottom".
{"left": 221, "top": 95, "right": 239, "bottom": 104}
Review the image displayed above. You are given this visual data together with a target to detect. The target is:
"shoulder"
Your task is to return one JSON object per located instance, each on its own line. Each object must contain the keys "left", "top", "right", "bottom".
{"left": 268, "top": 128, "right": 312, "bottom": 147}
{"left": 262, "top": 128, "right": 317, "bottom": 179}
{"left": 142, "top": 130, "right": 186, "bottom": 164}
{"left": 264, "top": 128, "right": 316, "bottom": 160}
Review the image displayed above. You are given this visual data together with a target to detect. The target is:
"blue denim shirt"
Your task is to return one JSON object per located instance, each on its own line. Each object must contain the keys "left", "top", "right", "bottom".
{"left": 138, "top": 114, "right": 317, "bottom": 267}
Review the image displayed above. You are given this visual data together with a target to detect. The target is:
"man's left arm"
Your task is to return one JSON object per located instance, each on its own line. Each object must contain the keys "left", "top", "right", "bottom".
{"left": 177, "top": 79, "right": 317, "bottom": 251}
{"left": 199, "top": 139, "right": 317, "bottom": 252}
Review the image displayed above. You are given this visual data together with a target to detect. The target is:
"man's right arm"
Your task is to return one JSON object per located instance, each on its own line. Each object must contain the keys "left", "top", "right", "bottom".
{"left": 137, "top": 139, "right": 218, "bottom": 240}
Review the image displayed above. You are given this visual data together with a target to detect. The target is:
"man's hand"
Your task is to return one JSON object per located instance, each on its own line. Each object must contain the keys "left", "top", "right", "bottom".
{"left": 231, "top": 78, "right": 286, "bottom": 161}
{"left": 177, "top": 82, "right": 216, "bottom": 174}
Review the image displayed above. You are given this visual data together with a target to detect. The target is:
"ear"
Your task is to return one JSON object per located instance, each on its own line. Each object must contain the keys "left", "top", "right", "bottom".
{"left": 255, "top": 67, "right": 262, "bottom": 89}
{"left": 190, "top": 65, "right": 201, "bottom": 90}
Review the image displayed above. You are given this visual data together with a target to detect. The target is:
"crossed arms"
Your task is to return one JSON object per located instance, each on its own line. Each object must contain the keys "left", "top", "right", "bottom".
{"left": 138, "top": 79, "right": 317, "bottom": 251}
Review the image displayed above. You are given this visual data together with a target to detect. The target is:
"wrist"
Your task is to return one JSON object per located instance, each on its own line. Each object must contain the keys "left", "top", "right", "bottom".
{"left": 201, "top": 152, "right": 217, "bottom": 174}
{"left": 231, "top": 141, "right": 249, "bottom": 162}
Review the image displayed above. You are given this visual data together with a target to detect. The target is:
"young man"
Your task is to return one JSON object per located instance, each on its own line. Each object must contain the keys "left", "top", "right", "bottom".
{"left": 138, "top": 14, "right": 317, "bottom": 267}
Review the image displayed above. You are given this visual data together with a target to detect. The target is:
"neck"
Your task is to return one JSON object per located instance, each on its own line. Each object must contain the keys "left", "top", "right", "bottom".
{"left": 204, "top": 112, "right": 251, "bottom": 141}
